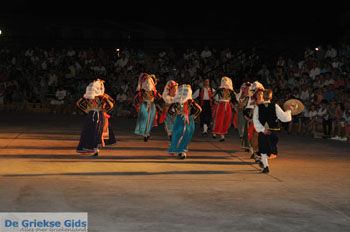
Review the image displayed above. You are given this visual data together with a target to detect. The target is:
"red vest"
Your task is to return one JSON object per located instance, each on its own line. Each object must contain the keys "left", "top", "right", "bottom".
{"left": 200, "top": 88, "right": 212, "bottom": 106}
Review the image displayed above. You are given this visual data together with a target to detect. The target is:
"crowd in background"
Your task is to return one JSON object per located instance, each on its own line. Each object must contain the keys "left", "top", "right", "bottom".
{"left": 0, "top": 43, "right": 349, "bottom": 141}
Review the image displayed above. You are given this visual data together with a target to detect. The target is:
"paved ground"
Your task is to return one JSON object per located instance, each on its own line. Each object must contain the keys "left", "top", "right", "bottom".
{"left": 0, "top": 112, "right": 349, "bottom": 232}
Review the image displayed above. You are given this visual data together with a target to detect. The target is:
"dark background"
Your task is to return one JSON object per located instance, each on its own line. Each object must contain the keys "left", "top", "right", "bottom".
{"left": 1, "top": 1, "right": 350, "bottom": 51}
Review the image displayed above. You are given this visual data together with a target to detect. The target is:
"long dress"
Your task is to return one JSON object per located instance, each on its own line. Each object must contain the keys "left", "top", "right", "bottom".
{"left": 76, "top": 95, "right": 116, "bottom": 153}
{"left": 212, "top": 88, "right": 236, "bottom": 135}
{"left": 134, "top": 90, "right": 161, "bottom": 136}
{"left": 168, "top": 100, "right": 202, "bottom": 154}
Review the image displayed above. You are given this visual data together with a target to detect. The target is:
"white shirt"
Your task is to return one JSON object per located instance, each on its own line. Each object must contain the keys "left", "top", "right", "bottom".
{"left": 317, "top": 107, "right": 328, "bottom": 120}
{"left": 325, "top": 48, "right": 337, "bottom": 58}
{"left": 200, "top": 50, "right": 212, "bottom": 59}
{"left": 309, "top": 67, "right": 320, "bottom": 80}
{"left": 192, "top": 88, "right": 214, "bottom": 100}
{"left": 253, "top": 101, "right": 292, "bottom": 133}
{"left": 56, "top": 90, "right": 67, "bottom": 100}
{"left": 300, "top": 90, "right": 309, "bottom": 101}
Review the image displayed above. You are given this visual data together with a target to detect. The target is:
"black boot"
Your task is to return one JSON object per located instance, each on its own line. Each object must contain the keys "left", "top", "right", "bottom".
{"left": 144, "top": 136, "right": 149, "bottom": 142}
{"left": 261, "top": 167, "right": 269, "bottom": 174}
{"left": 250, "top": 153, "right": 256, "bottom": 159}
{"left": 92, "top": 152, "right": 98, "bottom": 157}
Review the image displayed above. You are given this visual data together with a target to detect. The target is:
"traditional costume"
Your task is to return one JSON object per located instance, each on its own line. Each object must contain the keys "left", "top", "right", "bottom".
{"left": 245, "top": 81, "right": 265, "bottom": 160}
{"left": 76, "top": 79, "right": 116, "bottom": 156}
{"left": 235, "top": 82, "right": 252, "bottom": 150}
{"left": 192, "top": 80, "right": 215, "bottom": 135}
{"left": 211, "top": 76, "right": 236, "bottom": 141}
{"left": 253, "top": 89, "right": 292, "bottom": 173}
{"left": 160, "top": 80, "right": 178, "bottom": 138}
{"left": 168, "top": 84, "right": 202, "bottom": 159}
{"left": 134, "top": 73, "right": 162, "bottom": 142}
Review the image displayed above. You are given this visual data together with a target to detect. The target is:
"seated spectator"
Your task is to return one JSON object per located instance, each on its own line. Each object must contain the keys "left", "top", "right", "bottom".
{"left": 50, "top": 87, "right": 67, "bottom": 113}
{"left": 304, "top": 104, "right": 318, "bottom": 136}
{"left": 317, "top": 99, "right": 332, "bottom": 138}
{"left": 344, "top": 110, "right": 350, "bottom": 143}
{"left": 331, "top": 103, "right": 346, "bottom": 140}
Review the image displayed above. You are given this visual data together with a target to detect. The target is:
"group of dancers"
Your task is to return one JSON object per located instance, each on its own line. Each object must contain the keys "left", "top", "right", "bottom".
{"left": 75, "top": 73, "right": 294, "bottom": 173}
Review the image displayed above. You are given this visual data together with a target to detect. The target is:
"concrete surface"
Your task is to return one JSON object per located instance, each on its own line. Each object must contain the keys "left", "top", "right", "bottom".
{"left": 0, "top": 112, "right": 349, "bottom": 232}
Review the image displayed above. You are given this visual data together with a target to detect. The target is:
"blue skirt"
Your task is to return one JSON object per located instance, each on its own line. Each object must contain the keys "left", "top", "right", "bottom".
{"left": 168, "top": 115, "right": 195, "bottom": 154}
{"left": 76, "top": 111, "right": 116, "bottom": 153}
{"left": 135, "top": 101, "right": 156, "bottom": 136}
{"left": 164, "top": 113, "right": 176, "bottom": 136}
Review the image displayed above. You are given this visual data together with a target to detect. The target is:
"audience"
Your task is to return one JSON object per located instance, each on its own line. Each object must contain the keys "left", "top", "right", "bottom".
{"left": 0, "top": 43, "right": 349, "bottom": 142}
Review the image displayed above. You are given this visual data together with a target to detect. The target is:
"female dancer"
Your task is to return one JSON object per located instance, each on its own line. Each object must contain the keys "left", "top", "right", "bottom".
{"left": 168, "top": 84, "right": 202, "bottom": 159}
{"left": 134, "top": 73, "right": 162, "bottom": 142}
{"left": 160, "top": 80, "right": 178, "bottom": 140}
{"left": 76, "top": 79, "right": 116, "bottom": 156}
{"left": 211, "top": 76, "right": 236, "bottom": 142}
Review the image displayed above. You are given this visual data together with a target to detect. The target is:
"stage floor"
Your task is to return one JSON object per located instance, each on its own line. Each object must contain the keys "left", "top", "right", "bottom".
{"left": 0, "top": 112, "right": 349, "bottom": 232}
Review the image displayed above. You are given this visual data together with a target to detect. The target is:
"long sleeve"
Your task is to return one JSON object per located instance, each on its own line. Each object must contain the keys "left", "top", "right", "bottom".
{"left": 275, "top": 104, "right": 292, "bottom": 122}
{"left": 253, "top": 106, "right": 265, "bottom": 133}
{"left": 192, "top": 89, "right": 200, "bottom": 99}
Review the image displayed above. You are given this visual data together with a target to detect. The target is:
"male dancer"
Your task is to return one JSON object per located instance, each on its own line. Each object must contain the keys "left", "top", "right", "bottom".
{"left": 192, "top": 78, "right": 215, "bottom": 136}
{"left": 253, "top": 89, "right": 293, "bottom": 173}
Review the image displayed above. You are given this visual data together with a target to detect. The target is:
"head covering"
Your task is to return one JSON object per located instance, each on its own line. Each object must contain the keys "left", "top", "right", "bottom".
{"left": 284, "top": 99, "right": 304, "bottom": 115}
{"left": 174, "top": 84, "right": 192, "bottom": 104}
{"left": 219, "top": 76, "right": 233, "bottom": 90}
{"left": 250, "top": 81, "right": 264, "bottom": 93}
{"left": 162, "top": 80, "right": 178, "bottom": 103}
{"left": 136, "top": 73, "right": 157, "bottom": 91}
{"left": 83, "top": 79, "right": 105, "bottom": 99}
{"left": 236, "top": 82, "right": 252, "bottom": 100}
{"left": 246, "top": 81, "right": 264, "bottom": 109}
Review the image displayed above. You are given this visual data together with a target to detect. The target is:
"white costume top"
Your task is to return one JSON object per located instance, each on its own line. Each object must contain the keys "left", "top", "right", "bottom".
{"left": 192, "top": 88, "right": 215, "bottom": 100}
{"left": 253, "top": 101, "right": 292, "bottom": 133}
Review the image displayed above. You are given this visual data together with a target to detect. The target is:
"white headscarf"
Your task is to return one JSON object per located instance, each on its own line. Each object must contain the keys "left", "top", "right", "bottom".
{"left": 250, "top": 81, "right": 264, "bottom": 92}
{"left": 174, "top": 84, "right": 192, "bottom": 104}
{"left": 83, "top": 79, "right": 105, "bottom": 99}
{"left": 236, "top": 82, "right": 251, "bottom": 101}
{"left": 246, "top": 81, "right": 264, "bottom": 109}
{"left": 136, "top": 73, "right": 156, "bottom": 91}
{"left": 162, "top": 80, "right": 178, "bottom": 104}
{"left": 219, "top": 76, "right": 233, "bottom": 90}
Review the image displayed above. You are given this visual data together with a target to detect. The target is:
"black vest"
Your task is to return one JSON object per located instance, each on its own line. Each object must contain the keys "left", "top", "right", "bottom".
{"left": 258, "top": 103, "right": 280, "bottom": 130}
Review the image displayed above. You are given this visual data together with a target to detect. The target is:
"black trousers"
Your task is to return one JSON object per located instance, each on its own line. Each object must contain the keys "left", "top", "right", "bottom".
{"left": 258, "top": 131, "right": 279, "bottom": 156}
{"left": 200, "top": 100, "right": 212, "bottom": 129}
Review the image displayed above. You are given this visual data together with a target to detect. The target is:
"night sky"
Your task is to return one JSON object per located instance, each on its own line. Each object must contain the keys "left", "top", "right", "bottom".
{"left": 1, "top": 1, "right": 350, "bottom": 40}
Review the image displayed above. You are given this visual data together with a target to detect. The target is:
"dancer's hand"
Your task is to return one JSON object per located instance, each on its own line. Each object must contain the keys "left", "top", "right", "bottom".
{"left": 263, "top": 129, "right": 271, "bottom": 135}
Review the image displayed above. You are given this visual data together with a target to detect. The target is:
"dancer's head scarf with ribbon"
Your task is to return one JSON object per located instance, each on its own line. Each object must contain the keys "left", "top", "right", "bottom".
{"left": 174, "top": 84, "right": 192, "bottom": 124}
{"left": 84, "top": 79, "right": 105, "bottom": 99}
{"left": 162, "top": 80, "right": 178, "bottom": 104}
{"left": 219, "top": 76, "right": 233, "bottom": 91}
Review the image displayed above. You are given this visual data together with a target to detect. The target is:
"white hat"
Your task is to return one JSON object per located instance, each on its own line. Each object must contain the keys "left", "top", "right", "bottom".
{"left": 174, "top": 84, "right": 192, "bottom": 104}
{"left": 219, "top": 76, "right": 233, "bottom": 90}
{"left": 83, "top": 79, "right": 105, "bottom": 99}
